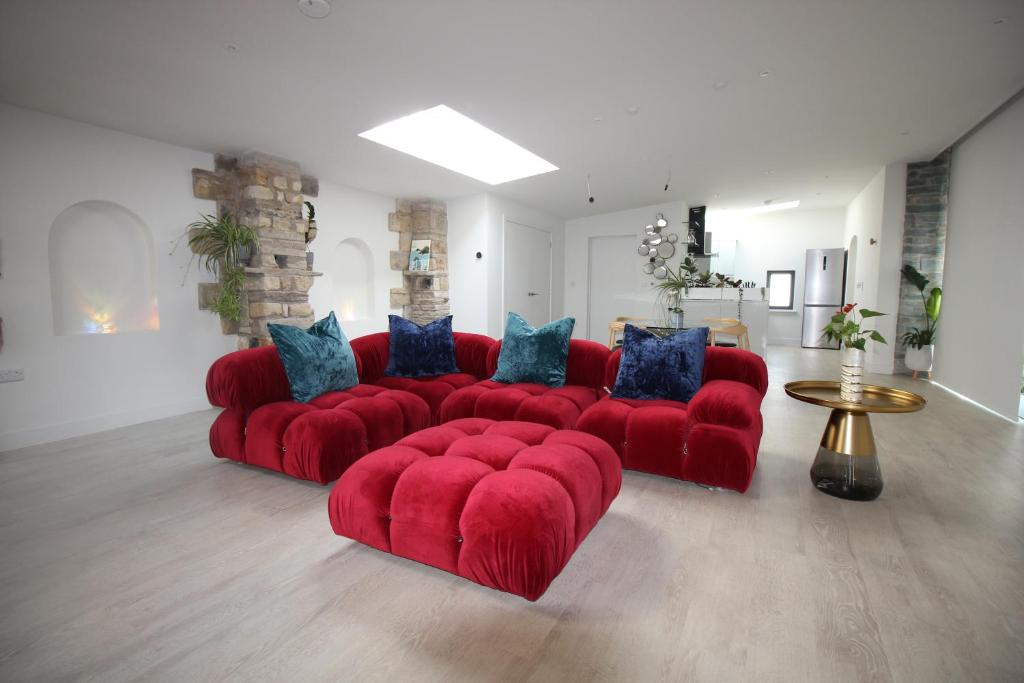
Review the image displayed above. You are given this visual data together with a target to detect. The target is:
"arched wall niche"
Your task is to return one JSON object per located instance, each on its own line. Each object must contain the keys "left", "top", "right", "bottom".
{"left": 48, "top": 200, "right": 160, "bottom": 336}
{"left": 330, "top": 237, "right": 375, "bottom": 321}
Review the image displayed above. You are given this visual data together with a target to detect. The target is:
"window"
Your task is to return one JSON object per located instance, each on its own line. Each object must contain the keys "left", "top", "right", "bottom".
{"left": 766, "top": 270, "right": 795, "bottom": 310}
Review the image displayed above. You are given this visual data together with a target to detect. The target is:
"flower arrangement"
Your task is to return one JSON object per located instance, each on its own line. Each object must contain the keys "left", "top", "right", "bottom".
{"left": 822, "top": 303, "right": 887, "bottom": 351}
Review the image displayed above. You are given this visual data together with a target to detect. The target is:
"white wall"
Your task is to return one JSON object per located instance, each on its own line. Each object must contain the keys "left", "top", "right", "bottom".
{"left": 446, "top": 193, "right": 490, "bottom": 334}
{"left": 306, "top": 180, "right": 400, "bottom": 340}
{"left": 0, "top": 103, "right": 234, "bottom": 450}
{"left": 708, "top": 208, "right": 846, "bottom": 345}
{"left": 934, "top": 95, "right": 1024, "bottom": 420}
{"left": 843, "top": 163, "right": 906, "bottom": 373}
{"left": 447, "top": 192, "right": 565, "bottom": 338}
{"left": 564, "top": 201, "right": 688, "bottom": 340}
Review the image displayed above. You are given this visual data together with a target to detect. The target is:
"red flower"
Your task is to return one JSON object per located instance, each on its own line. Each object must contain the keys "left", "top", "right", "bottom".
{"left": 842, "top": 303, "right": 855, "bottom": 314}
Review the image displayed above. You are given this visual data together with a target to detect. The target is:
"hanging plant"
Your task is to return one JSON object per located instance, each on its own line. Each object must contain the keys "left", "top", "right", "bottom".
{"left": 172, "top": 213, "right": 258, "bottom": 323}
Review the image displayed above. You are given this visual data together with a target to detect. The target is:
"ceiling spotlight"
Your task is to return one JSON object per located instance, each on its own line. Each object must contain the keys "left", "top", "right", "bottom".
{"left": 759, "top": 70, "right": 770, "bottom": 78}
{"left": 994, "top": 17, "right": 1006, "bottom": 24}
{"left": 223, "top": 42, "right": 239, "bottom": 52}
{"left": 592, "top": 116, "right": 604, "bottom": 123}
{"left": 298, "top": 0, "right": 331, "bottom": 19}
{"left": 587, "top": 173, "right": 595, "bottom": 204}
{"left": 626, "top": 105, "right": 640, "bottom": 116}
{"left": 900, "top": 130, "right": 910, "bottom": 136}
{"left": 712, "top": 81, "right": 729, "bottom": 90}
{"left": 712, "top": 193, "right": 720, "bottom": 199}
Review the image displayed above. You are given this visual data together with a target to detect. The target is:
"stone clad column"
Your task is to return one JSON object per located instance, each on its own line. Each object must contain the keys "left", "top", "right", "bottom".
{"left": 192, "top": 152, "right": 321, "bottom": 348}
{"left": 388, "top": 199, "right": 450, "bottom": 325}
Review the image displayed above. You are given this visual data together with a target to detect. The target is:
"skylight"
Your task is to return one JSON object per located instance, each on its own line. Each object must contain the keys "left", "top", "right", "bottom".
{"left": 358, "top": 105, "right": 558, "bottom": 185}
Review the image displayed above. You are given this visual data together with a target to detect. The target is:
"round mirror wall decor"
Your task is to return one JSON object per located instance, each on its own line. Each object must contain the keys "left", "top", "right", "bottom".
{"left": 642, "top": 262, "right": 655, "bottom": 274}
{"left": 657, "top": 242, "right": 675, "bottom": 258}
{"left": 654, "top": 265, "right": 669, "bottom": 279}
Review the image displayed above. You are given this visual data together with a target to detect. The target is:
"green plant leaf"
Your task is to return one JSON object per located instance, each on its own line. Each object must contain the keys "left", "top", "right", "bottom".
{"left": 849, "top": 339, "right": 867, "bottom": 351}
{"left": 925, "top": 287, "right": 942, "bottom": 322}
{"left": 901, "top": 264, "right": 928, "bottom": 292}
{"left": 859, "top": 308, "right": 885, "bottom": 318}
{"left": 869, "top": 330, "right": 887, "bottom": 344}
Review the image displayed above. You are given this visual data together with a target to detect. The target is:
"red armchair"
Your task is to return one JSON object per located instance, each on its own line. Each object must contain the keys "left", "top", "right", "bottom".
{"left": 438, "top": 339, "right": 611, "bottom": 430}
{"left": 576, "top": 346, "right": 768, "bottom": 492}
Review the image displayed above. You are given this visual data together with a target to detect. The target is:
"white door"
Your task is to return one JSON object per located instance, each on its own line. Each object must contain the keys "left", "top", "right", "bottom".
{"left": 504, "top": 220, "right": 552, "bottom": 328}
{"left": 587, "top": 235, "right": 650, "bottom": 342}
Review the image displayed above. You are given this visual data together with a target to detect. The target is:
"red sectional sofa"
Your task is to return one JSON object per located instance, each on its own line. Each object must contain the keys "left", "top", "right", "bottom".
{"left": 206, "top": 332, "right": 496, "bottom": 484}
{"left": 206, "top": 330, "right": 767, "bottom": 492}
{"left": 328, "top": 418, "right": 622, "bottom": 600}
{"left": 438, "top": 339, "right": 611, "bottom": 430}
{"left": 576, "top": 346, "right": 768, "bottom": 492}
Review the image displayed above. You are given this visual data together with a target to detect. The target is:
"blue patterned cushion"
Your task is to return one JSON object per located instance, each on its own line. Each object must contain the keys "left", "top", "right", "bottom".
{"left": 268, "top": 311, "right": 359, "bottom": 403}
{"left": 612, "top": 325, "right": 708, "bottom": 402}
{"left": 491, "top": 312, "right": 575, "bottom": 387}
{"left": 384, "top": 314, "right": 458, "bottom": 377}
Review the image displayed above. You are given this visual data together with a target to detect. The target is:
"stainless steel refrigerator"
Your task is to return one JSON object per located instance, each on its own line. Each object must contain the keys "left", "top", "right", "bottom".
{"left": 801, "top": 248, "right": 847, "bottom": 349}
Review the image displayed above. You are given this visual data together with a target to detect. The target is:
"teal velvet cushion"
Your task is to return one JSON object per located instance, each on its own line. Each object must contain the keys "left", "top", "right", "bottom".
{"left": 491, "top": 312, "right": 575, "bottom": 387}
{"left": 267, "top": 311, "right": 359, "bottom": 403}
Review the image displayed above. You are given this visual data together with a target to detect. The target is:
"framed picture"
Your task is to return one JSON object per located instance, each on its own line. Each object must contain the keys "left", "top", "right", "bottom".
{"left": 409, "top": 239, "right": 431, "bottom": 271}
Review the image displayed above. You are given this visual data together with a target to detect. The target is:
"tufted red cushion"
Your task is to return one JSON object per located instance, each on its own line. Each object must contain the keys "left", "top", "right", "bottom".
{"left": 328, "top": 419, "right": 621, "bottom": 600}
{"left": 438, "top": 380, "right": 601, "bottom": 430}
{"left": 209, "top": 384, "right": 431, "bottom": 484}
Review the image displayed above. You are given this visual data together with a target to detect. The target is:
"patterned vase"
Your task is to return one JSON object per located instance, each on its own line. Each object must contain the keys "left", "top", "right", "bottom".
{"left": 839, "top": 347, "right": 865, "bottom": 403}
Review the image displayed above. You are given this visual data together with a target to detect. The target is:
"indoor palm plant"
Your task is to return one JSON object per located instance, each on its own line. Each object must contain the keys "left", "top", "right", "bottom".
{"left": 656, "top": 256, "right": 698, "bottom": 328}
{"left": 184, "top": 213, "right": 259, "bottom": 325}
{"left": 900, "top": 264, "right": 942, "bottom": 375}
{"left": 822, "top": 303, "right": 886, "bottom": 403}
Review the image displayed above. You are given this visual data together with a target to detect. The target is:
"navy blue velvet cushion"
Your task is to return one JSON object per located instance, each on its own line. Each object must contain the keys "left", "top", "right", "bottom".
{"left": 612, "top": 325, "right": 709, "bottom": 402}
{"left": 384, "top": 314, "right": 459, "bottom": 378}
{"left": 491, "top": 312, "right": 575, "bottom": 387}
{"left": 268, "top": 311, "right": 359, "bottom": 403}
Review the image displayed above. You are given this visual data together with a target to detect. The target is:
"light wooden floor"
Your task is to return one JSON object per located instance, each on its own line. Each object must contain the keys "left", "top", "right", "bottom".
{"left": 1, "top": 347, "right": 1022, "bottom": 682}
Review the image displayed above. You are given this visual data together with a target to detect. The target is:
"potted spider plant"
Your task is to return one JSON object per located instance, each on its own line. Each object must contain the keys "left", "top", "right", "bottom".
{"left": 185, "top": 213, "right": 258, "bottom": 328}
{"left": 900, "top": 264, "right": 942, "bottom": 376}
{"left": 655, "top": 256, "right": 698, "bottom": 328}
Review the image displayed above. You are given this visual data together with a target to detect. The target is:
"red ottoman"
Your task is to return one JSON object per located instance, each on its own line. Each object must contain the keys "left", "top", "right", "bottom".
{"left": 328, "top": 419, "right": 622, "bottom": 600}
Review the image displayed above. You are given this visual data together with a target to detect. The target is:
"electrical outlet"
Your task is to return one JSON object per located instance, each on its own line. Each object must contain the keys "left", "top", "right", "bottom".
{"left": 0, "top": 368, "right": 24, "bottom": 383}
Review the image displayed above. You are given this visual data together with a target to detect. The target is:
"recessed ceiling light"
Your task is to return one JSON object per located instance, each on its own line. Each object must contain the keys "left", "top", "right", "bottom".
{"left": 712, "top": 81, "right": 728, "bottom": 90}
{"left": 712, "top": 193, "right": 720, "bottom": 198}
{"left": 592, "top": 116, "right": 604, "bottom": 123}
{"left": 297, "top": 0, "right": 331, "bottom": 19}
{"left": 994, "top": 17, "right": 1006, "bottom": 24}
{"left": 626, "top": 106, "right": 640, "bottom": 115}
{"left": 763, "top": 169, "right": 775, "bottom": 175}
{"left": 358, "top": 105, "right": 558, "bottom": 185}
{"left": 759, "top": 70, "right": 771, "bottom": 78}
{"left": 223, "top": 42, "right": 239, "bottom": 52}
{"left": 816, "top": 192, "right": 822, "bottom": 196}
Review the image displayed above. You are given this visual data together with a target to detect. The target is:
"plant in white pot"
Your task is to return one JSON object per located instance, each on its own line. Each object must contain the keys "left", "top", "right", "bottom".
{"left": 822, "top": 303, "right": 887, "bottom": 403}
{"left": 900, "top": 264, "right": 942, "bottom": 378}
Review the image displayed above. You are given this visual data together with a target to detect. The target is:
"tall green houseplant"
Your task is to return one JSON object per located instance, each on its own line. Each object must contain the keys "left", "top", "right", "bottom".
{"left": 187, "top": 213, "right": 259, "bottom": 323}
{"left": 899, "top": 264, "right": 942, "bottom": 349}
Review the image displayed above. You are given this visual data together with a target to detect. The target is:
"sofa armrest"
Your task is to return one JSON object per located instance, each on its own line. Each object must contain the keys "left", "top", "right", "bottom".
{"left": 206, "top": 346, "right": 291, "bottom": 412}
{"left": 350, "top": 332, "right": 389, "bottom": 383}
{"left": 702, "top": 347, "right": 768, "bottom": 396}
{"left": 687, "top": 380, "right": 763, "bottom": 430}
{"left": 453, "top": 332, "right": 496, "bottom": 379}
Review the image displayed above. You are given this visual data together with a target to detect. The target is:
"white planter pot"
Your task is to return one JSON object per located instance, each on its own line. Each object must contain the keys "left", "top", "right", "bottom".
{"left": 905, "top": 345, "right": 934, "bottom": 373}
{"left": 839, "top": 347, "right": 865, "bottom": 404}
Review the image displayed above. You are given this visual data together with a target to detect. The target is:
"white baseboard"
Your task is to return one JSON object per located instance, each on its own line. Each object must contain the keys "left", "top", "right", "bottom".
{"left": 0, "top": 397, "right": 214, "bottom": 453}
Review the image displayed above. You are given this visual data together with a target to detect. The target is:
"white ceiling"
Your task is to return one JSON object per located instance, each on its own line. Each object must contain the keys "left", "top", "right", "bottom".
{"left": 1, "top": 0, "right": 1022, "bottom": 219}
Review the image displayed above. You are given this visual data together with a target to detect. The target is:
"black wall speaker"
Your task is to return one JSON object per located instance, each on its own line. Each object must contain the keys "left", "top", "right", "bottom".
{"left": 687, "top": 205, "right": 706, "bottom": 254}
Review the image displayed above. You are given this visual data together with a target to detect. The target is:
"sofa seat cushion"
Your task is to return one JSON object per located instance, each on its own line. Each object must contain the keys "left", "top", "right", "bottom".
{"left": 576, "top": 388, "right": 763, "bottom": 493}
{"left": 328, "top": 419, "right": 621, "bottom": 600}
{"left": 372, "top": 373, "right": 480, "bottom": 423}
{"left": 209, "top": 384, "right": 430, "bottom": 485}
{"left": 438, "top": 381, "right": 601, "bottom": 430}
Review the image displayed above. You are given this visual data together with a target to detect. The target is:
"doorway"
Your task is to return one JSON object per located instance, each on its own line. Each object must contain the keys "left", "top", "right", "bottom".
{"left": 503, "top": 220, "right": 552, "bottom": 328}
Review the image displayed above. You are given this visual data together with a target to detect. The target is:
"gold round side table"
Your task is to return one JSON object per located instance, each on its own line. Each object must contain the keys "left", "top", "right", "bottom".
{"left": 784, "top": 381, "right": 926, "bottom": 501}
